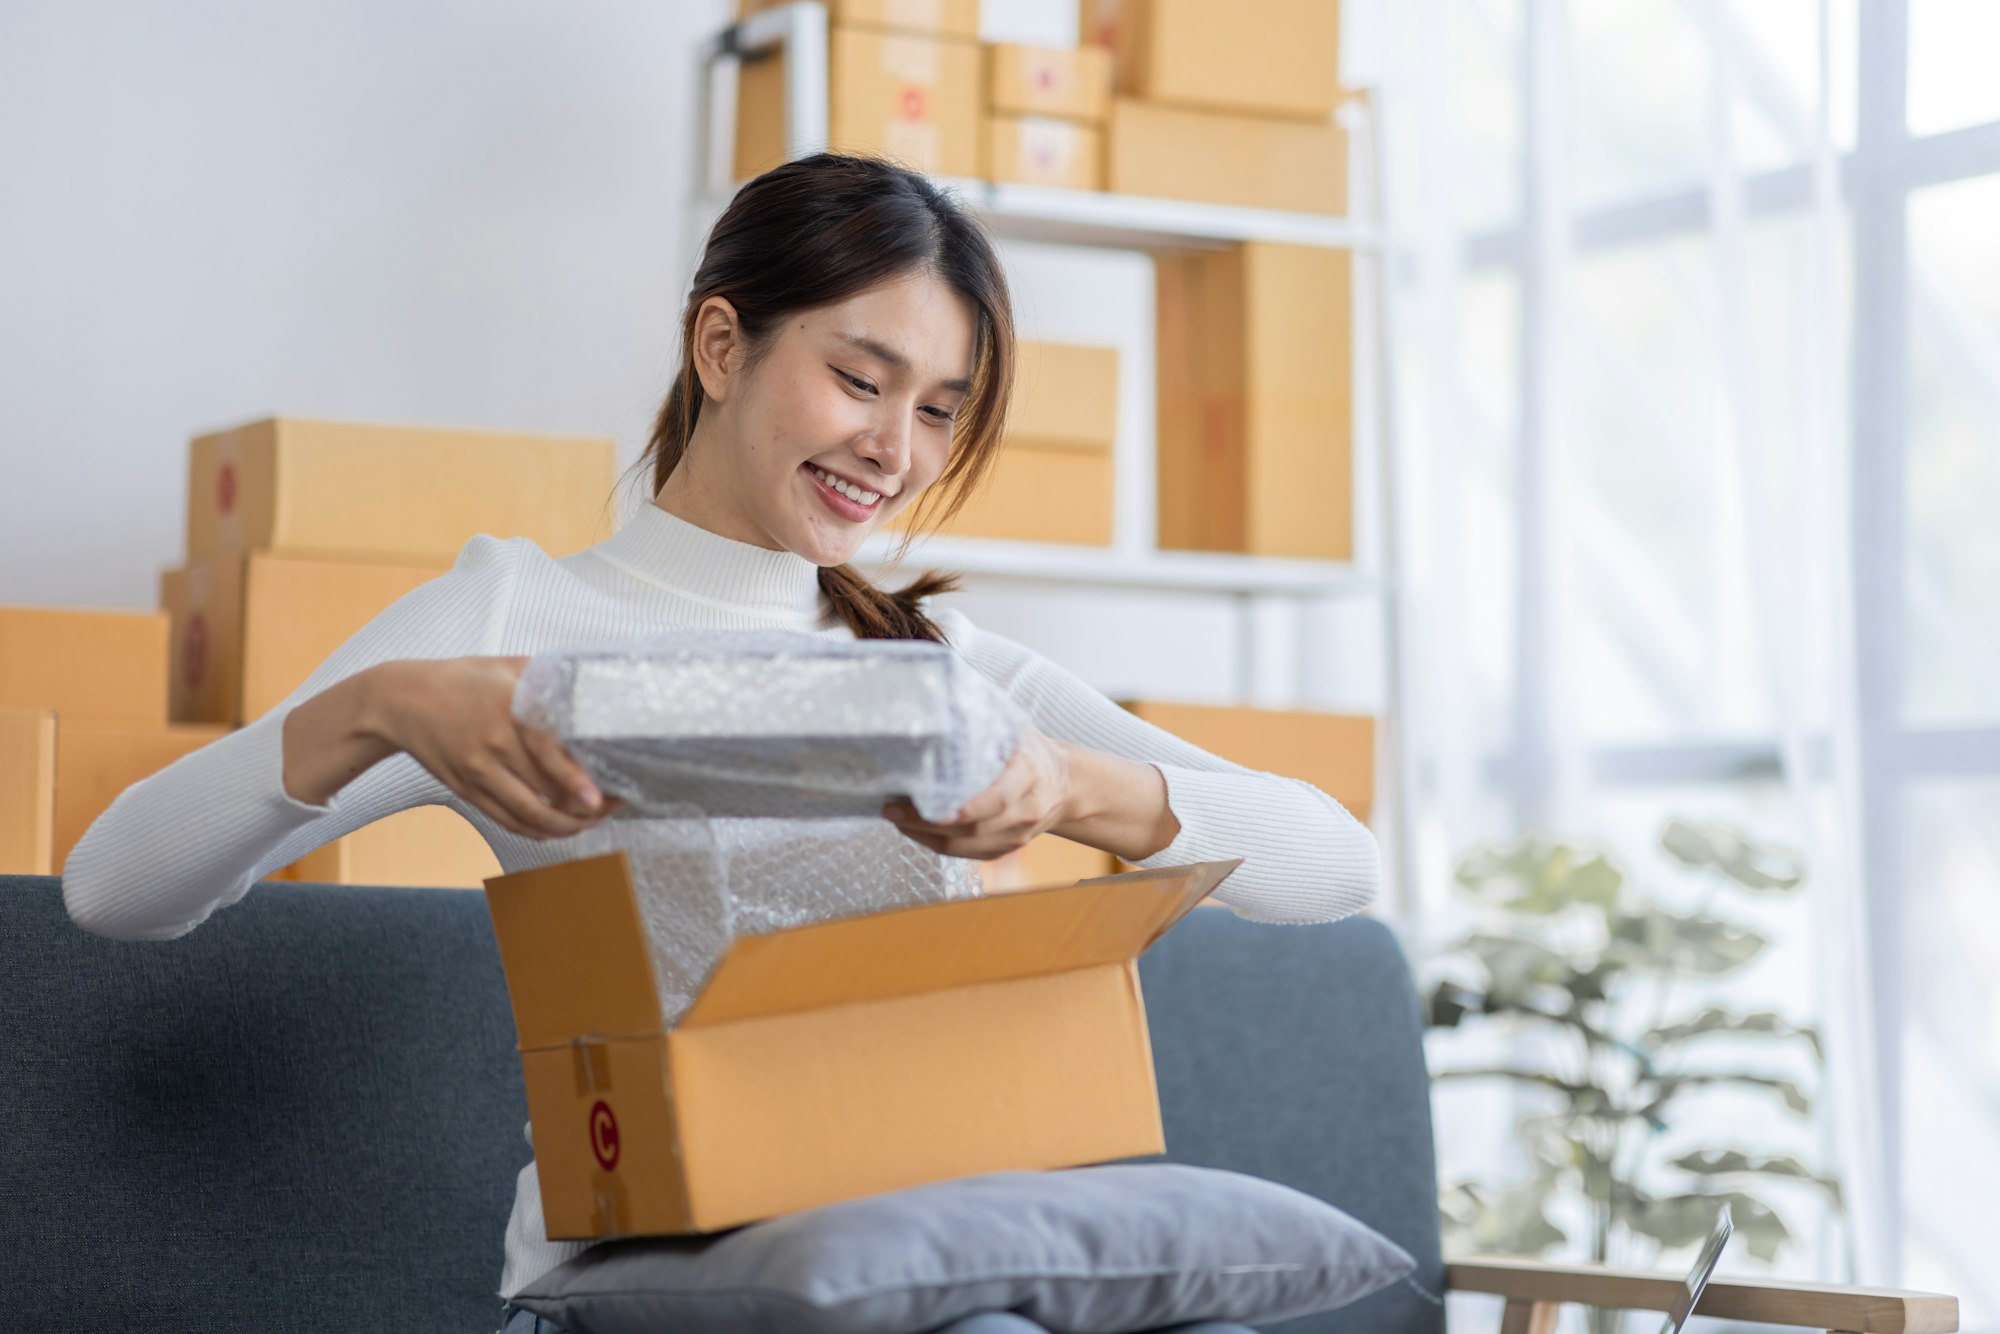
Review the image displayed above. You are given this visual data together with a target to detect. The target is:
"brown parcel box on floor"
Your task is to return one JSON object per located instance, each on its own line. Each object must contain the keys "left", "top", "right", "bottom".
{"left": 484, "top": 852, "right": 1243, "bottom": 1240}
{"left": 51, "top": 719, "right": 232, "bottom": 869}
{"left": 162, "top": 553, "right": 450, "bottom": 727}
{"left": 187, "top": 417, "right": 616, "bottom": 568}
{"left": 0, "top": 708, "right": 57, "bottom": 875}
{"left": 277, "top": 804, "right": 501, "bottom": 889}
{"left": 0, "top": 607, "right": 170, "bottom": 727}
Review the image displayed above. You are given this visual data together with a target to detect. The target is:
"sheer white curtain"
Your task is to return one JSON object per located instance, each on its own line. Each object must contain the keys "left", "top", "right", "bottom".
{"left": 1346, "top": 0, "right": 1957, "bottom": 1304}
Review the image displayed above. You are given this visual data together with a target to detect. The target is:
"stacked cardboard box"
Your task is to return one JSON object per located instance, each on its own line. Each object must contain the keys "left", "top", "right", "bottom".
{"left": 1083, "top": 0, "right": 1350, "bottom": 214}
{"left": 1156, "top": 241, "right": 1353, "bottom": 560}
{"left": 887, "top": 339, "right": 1119, "bottom": 546}
{"left": 734, "top": 0, "right": 981, "bottom": 181}
{"left": 981, "top": 700, "right": 1375, "bottom": 896}
{"left": 982, "top": 43, "right": 1113, "bottom": 190}
{"left": 159, "top": 416, "right": 618, "bottom": 887}
{"left": 0, "top": 606, "right": 228, "bottom": 875}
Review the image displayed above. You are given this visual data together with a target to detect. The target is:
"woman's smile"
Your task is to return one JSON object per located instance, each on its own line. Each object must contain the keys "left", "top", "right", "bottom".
{"left": 801, "top": 460, "right": 885, "bottom": 522}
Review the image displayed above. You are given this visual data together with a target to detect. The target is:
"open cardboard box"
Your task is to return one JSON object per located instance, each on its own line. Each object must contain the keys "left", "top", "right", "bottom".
{"left": 483, "top": 851, "right": 1243, "bottom": 1241}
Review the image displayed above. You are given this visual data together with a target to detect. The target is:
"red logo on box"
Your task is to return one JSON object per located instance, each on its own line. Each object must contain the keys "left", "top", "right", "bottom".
{"left": 217, "top": 461, "right": 237, "bottom": 517}
{"left": 183, "top": 612, "right": 208, "bottom": 690}
{"left": 589, "top": 1100, "right": 620, "bottom": 1171}
{"left": 899, "top": 86, "right": 927, "bottom": 120}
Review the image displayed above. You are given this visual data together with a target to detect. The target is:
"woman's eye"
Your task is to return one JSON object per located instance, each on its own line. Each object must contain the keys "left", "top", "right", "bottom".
{"left": 839, "top": 370, "right": 876, "bottom": 394}
{"left": 921, "top": 406, "right": 956, "bottom": 424}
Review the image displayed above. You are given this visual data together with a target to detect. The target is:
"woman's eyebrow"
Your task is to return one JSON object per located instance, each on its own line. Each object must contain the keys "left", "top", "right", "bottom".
{"left": 834, "top": 330, "right": 972, "bottom": 394}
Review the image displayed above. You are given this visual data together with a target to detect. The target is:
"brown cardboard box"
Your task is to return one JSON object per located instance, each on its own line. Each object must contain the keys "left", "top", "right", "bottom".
{"left": 52, "top": 719, "right": 231, "bottom": 868}
{"left": 1155, "top": 242, "right": 1353, "bottom": 560}
{"left": 277, "top": 805, "right": 502, "bottom": 888}
{"left": 1106, "top": 98, "right": 1345, "bottom": 215}
{"left": 978, "top": 832, "right": 1118, "bottom": 892}
{"left": 1118, "top": 701, "right": 1373, "bottom": 823}
{"left": 983, "top": 114, "right": 1103, "bottom": 190}
{"left": 1010, "top": 340, "right": 1120, "bottom": 449}
{"left": 929, "top": 446, "right": 1116, "bottom": 545}
{"left": 986, "top": 43, "right": 1113, "bottom": 121}
{"left": 163, "top": 553, "right": 448, "bottom": 726}
{"left": 735, "top": 0, "right": 980, "bottom": 39}
{"left": 736, "top": 26, "right": 981, "bottom": 181}
{"left": 0, "top": 708, "right": 56, "bottom": 874}
{"left": 187, "top": 417, "right": 616, "bottom": 567}
{"left": 0, "top": 607, "right": 170, "bottom": 726}
{"left": 887, "top": 339, "right": 1119, "bottom": 545}
{"left": 1082, "top": 0, "right": 1345, "bottom": 119}
{"left": 484, "top": 851, "right": 1241, "bottom": 1239}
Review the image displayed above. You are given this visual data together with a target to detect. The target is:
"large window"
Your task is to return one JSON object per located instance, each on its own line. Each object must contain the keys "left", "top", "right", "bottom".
{"left": 1384, "top": 1, "right": 2000, "bottom": 1321}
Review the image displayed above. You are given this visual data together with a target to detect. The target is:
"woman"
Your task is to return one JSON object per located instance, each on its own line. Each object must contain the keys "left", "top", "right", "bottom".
{"left": 62, "top": 153, "right": 1380, "bottom": 1333}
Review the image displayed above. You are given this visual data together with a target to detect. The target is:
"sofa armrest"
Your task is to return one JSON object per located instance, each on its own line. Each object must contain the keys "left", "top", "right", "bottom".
{"left": 1446, "top": 1256, "right": 1959, "bottom": 1334}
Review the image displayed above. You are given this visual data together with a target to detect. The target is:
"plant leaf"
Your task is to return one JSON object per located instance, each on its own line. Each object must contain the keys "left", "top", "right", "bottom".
{"left": 1670, "top": 1150, "right": 1845, "bottom": 1206}
{"left": 1644, "top": 1007, "right": 1825, "bottom": 1062}
{"left": 1616, "top": 1186, "right": 1794, "bottom": 1262}
{"left": 1458, "top": 932, "right": 1585, "bottom": 1004}
{"left": 1456, "top": 830, "right": 1627, "bottom": 915}
{"left": 1607, "top": 906, "right": 1767, "bottom": 975}
{"left": 1658, "top": 818, "right": 1806, "bottom": 894}
{"left": 1642, "top": 1072, "right": 1812, "bottom": 1120}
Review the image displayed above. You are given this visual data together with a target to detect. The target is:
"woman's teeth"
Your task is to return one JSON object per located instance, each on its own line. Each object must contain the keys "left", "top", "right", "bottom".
{"left": 811, "top": 465, "right": 879, "bottom": 505}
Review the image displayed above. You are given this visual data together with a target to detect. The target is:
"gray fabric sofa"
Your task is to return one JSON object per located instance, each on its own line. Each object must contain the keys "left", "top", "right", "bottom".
{"left": 0, "top": 873, "right": 1444, "bottom": 1332}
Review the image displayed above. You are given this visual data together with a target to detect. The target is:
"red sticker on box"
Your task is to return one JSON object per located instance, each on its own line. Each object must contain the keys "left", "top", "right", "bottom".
{"left": 217, "top": 461, "right": 237, "bottom": 516}
{"left": 589, "top": 1099, "right": 620, "bottom": 1171}
{"left": 899, "top": 86, "right": 927, "bottom": 120}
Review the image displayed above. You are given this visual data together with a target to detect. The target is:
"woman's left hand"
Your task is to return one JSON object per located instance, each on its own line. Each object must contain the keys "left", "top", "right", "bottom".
{"left": 881, "top": 725, "right": 1073, "bottom": 860}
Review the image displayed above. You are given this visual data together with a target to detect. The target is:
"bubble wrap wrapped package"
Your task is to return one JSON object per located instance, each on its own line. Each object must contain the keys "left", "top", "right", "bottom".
{"left": 510, "top": 631, "right": 1031, "bottom": 1024}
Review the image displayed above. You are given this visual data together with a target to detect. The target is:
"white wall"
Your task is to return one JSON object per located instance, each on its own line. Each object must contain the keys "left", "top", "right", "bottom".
{"left": 0, "top": 0, "right": 730, "bottom": 609}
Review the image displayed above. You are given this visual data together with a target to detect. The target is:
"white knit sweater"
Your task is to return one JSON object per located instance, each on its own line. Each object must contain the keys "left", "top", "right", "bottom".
{"left": 60, "top": 502, "right": 1380, "bottom": 1300}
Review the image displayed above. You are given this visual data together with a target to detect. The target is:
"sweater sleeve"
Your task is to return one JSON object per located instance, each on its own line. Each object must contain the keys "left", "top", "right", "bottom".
{"left": 931, "top": 605, "right": 1380, "bottom": 925}
{"left": 60, "top": 535, "right": 527, "bottom": 942}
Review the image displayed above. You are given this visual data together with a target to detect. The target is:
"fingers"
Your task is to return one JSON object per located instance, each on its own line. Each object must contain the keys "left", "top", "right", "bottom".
{"left": 517, "top": 723, "right": 605, "bottom": 817}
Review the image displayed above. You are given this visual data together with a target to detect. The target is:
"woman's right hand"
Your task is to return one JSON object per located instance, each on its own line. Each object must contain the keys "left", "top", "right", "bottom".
{"left": 363, "top": 656, "right": 621, "bottom": 840}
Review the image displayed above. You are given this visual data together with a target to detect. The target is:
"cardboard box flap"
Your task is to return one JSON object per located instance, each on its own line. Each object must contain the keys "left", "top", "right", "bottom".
{"left": 679, "top": 857, "right": 1242, "bottom": 1029}
{"left": 485, "top": 851, "right": 665, "bottom": 1049}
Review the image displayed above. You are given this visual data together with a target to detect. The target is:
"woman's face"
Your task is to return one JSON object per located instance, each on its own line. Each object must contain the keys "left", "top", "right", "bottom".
{"left": 667, "top": 268, "right": 979, "bottom": 567}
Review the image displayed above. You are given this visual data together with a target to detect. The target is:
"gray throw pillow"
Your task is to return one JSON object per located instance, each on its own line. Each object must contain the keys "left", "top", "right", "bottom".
{"left": 512, "top": 1162, "right": 1416, "bottom": 1334}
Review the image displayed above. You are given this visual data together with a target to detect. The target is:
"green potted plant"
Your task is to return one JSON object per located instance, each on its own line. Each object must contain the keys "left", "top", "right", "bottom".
{"left": 1424, "top": 818, "right": 1844, "bottom": 1334}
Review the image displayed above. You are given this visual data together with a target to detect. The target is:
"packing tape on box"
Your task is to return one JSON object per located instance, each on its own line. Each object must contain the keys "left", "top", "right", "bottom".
{"left": 571, "top": 1039, "right": 613, "bottom": 1097}
{"left": 592, "top": 1170, "right": 631, "bottom": 1238}
{"left": 514, "top": 631, "right": 1029, "bottom": 1026}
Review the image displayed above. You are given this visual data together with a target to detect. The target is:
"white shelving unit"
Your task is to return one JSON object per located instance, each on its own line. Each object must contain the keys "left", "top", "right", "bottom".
{"left": 690, "top": 3, "right": 1411, "bottom": 918}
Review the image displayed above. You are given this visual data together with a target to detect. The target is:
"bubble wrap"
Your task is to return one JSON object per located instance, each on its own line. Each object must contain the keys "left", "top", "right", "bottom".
{"left": 513, "top": 630, "right": 1028, "bottom": 822}
{"left": 511, "top": 631, "right": 1026, "bottom": 1025}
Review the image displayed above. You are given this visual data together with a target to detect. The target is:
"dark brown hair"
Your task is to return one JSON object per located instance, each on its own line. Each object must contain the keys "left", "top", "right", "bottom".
{"left": 623, "top": 152, "right": 1016, "bottom": 642}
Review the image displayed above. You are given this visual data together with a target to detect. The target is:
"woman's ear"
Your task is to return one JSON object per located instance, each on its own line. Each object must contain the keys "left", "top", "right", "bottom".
{"left": 691, "top": 295, "right": 743, "bottom": 403}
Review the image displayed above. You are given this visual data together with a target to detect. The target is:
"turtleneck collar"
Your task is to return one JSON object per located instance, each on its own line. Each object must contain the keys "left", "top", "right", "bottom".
{"left": 588, "top": 502, "right": 826, "bottom": 622}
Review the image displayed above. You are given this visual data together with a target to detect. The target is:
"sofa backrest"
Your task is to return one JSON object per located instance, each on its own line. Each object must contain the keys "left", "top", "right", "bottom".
{"left": 1139, "top": 906, "right": 1446, "bottom": 1334}
{"left": 1, "top": 876, "right": 1442, "bottom": 1334}
{"left": 1, "top": 876, "right": 530, "bottom": 1332}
